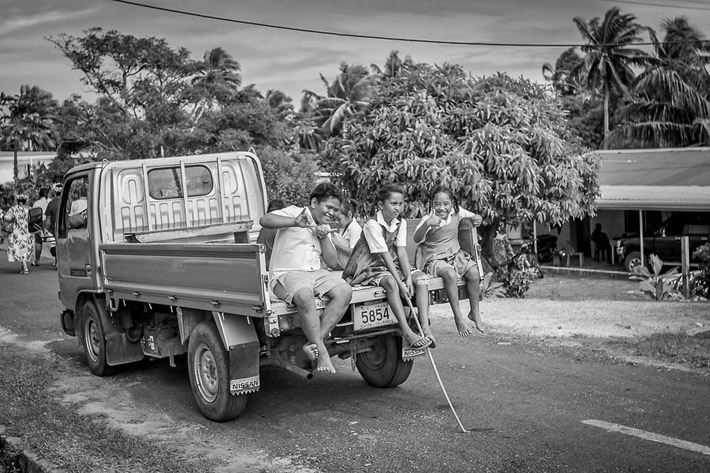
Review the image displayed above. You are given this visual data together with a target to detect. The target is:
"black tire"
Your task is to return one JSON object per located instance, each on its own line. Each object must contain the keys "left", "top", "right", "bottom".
{"left": 187, "top": 321, "right": 248, "bottom": 422}
{"left": 624, "top": 251, "right": 643, "bottom": 273}
{"left": 538, "top": 248, "right": 554, "bottom": 263}
{"left": 356, "top": 333, "right": 413, "bottom": 388}
{"left": 81, "top": 301, "right": 116, "bottom": 376}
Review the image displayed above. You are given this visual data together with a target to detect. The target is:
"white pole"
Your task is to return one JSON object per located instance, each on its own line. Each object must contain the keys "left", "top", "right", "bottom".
{"left": 639, "top": 210, "right": 645, "bottom": 268}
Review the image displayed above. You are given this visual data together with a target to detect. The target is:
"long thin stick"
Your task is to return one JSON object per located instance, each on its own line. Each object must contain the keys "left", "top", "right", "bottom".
{"left": 405, "top": 298, "right": 468, "bottom": 433}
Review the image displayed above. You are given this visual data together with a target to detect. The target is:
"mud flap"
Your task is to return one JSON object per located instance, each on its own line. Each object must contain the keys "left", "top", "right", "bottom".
{"left": 228, "top": 341, "right": 260, "bottom": 394}
{"left": 106, "top": 332, "right": 145, "bottom": 366}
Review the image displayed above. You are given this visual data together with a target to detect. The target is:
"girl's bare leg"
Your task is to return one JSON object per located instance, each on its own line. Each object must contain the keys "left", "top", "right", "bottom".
{"left": 380, "top": 276, "right": 427, "bottom": 347}
{"left": 439, "top": 266, "right": 475, "bottom": 336}
{"left": 412, "top": 272, "right": 433, "bottom": 341}
{"left": 465, "top": 267, "right": 484, "bottom": 333}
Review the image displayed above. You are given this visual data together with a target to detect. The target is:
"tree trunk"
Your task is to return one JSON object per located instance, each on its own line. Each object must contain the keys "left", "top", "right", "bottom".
{"left": 13, "top": 137, "right": 19, "bottom": 187}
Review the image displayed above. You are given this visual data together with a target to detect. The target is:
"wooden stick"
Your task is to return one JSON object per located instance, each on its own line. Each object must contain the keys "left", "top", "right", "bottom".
{"left": 405, "top": 298, "right": 468, "bottom": 433}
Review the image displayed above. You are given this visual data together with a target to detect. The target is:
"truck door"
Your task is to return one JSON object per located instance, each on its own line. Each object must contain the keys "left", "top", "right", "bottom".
{"left": 56, "top": 174, "right": 97, "bottom": 307}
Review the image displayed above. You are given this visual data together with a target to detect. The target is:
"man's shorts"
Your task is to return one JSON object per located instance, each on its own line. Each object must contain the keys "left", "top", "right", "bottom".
{"left": 272, "top": 269, "right": 349, "bottom": 305}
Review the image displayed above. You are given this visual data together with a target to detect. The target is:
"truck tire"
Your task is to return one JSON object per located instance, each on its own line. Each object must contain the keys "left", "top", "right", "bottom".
{"left": 356, "top": 333, "right": 413, "bottom": 388}
{"left": 624, "top": 251, "right": 643, "bottom": 273}
{"left": 188, "top": 321, "right": 247, "bottom": 422}
{"left": 81, "top": 301, "right": 116, "bottom": 376}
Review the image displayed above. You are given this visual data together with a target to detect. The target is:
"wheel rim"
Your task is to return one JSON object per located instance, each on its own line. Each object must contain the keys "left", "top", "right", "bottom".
{"left": 627, "top": 256, "right": 642, "bottom": 272}
{"left": 85, "top": 318, "right": 100, "bottom": 363}
{"left": 359, "top": 336, "right": 387, "bottom": 370}
{"left": 194, "top": 343, "right": 219, "bottom": 403}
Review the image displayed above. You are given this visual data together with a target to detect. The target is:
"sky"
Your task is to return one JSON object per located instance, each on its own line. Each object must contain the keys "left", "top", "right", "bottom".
{"left": 2, "top": 0, "right": 710, "bottom": 104}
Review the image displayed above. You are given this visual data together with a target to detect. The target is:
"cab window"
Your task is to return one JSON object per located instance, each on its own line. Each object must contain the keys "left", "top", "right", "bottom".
{"left": 147, "top": 165, "right": 213, "bottom": 199}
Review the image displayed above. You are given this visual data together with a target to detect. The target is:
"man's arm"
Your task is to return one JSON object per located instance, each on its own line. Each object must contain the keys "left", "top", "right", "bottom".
{"left": 320, "top": 234, "right": 339, "bottom": 268}
{"left": 260, "top": 209, "right": 310, "bottom": 229}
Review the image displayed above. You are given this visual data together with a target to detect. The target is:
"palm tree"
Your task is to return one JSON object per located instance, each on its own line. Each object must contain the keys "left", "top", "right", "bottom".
{"left": 609, "top": 19, "right": 710, "bottom": 148}
{"left": 190, "top": 48, "right": 241, "bottom": 124}
{"left": 570, "top": 7, "right": 651, "bottom": 145}
{"left": 302, "top": 62, "right": 378, "bottom": 137}
{"left": 0, "top": 85, "right": 56, "bottom": 186}
{"left": 542, "top": 48, "right": 584, "bottom": 96}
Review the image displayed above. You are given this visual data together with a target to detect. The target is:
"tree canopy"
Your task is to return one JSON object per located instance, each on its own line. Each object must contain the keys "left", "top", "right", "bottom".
{"left": 321, "top": 63, "right": 599, "bottom": 240}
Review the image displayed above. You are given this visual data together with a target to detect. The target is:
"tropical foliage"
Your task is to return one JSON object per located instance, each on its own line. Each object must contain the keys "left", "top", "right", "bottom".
{"left": 320, "top": 63, "right": 598, "bottom": 260}
{"left": 0, "top": 85, "right": 57, "bottom": 185}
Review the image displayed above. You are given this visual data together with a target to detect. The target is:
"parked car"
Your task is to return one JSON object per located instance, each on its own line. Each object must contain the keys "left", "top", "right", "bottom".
{"left": 615, "top": 212, "right": 710, "bottom": 272}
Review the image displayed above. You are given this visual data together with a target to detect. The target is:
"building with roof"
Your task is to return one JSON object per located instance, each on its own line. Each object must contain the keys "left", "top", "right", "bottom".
{"left": 533, "top": 147, "right": 710, "bottom": 268}
{"left": 0, "top": 151, "right": 56, "bottom": 184}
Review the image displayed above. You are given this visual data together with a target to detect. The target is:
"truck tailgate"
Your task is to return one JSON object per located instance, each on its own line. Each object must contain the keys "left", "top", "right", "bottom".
{"left": 101, "top": 242, "right": 268, "bottom": 316}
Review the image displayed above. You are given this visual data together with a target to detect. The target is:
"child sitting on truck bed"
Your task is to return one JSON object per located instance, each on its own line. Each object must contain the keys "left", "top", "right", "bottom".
{"left": 260, "top": 183, "right": 353, "bottom": 374}
{"left": 413, "top": 185, "right": 485, "bottom": 337}
{"left": 342, "top": 184, "right": 432, "bottom": 350}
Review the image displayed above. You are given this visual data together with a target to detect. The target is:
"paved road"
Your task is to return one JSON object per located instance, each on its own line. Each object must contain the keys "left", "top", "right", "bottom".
{"left": 1, "top": 250, "right": 709, "bottom": 472}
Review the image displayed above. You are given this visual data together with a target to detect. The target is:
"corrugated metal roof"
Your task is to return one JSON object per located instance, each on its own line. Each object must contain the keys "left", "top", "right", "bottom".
{"left": 593, "top": 148, "right": 710, "bottom": 211}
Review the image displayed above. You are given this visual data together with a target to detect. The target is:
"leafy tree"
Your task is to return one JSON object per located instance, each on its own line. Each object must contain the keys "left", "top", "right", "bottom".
{"left": 0, "top": 85, "right": 57, "bottom": 186}
{"left": 258, "top": 147, "right": 319, "bottom": 205}
{"left": 570, "top": 7, "right": 650, "bottom": 145}
{"left": 609, "top": 17, "right": 710, "bottom": 148}
{"left": 321, "top": 64, "right": 598, "bottom": 260}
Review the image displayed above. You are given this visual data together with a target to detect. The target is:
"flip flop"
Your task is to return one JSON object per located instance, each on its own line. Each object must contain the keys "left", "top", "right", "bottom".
{"left": 408, "top": 336, "right": 433, "bottom": 350}
{"left": 425, "top": 335, "right": 437, "bottom": 349}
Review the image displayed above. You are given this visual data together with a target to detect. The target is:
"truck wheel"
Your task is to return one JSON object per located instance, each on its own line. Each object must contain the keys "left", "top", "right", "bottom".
{"left": 624, "top": 251, "right": 643, "bottom": 273}
{"left": 356, "top": 333, "right": 413, "bottom": 388}
{"left": 188, "top": 321, "right": 247, "bottom": 422}
{"left": 81, "top": 301, "right": 116, "bottom": 376}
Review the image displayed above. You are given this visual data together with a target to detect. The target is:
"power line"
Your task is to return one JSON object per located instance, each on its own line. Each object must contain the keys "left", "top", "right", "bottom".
{"left": 108, "top": 0, "right": 710, "bottom": 48}
{"left": 595, "top": 0, "right": 710, "bottom": 11}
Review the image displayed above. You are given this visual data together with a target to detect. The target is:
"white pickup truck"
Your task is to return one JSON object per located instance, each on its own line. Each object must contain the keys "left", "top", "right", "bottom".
{"left": 54, "top": 152, "right": 473, "bottom": 421}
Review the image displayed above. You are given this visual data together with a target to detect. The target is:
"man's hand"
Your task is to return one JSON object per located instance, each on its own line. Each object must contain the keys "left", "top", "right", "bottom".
{"left": 314, "top": 224, "right": 332, "bottom": 238}
{"left": 471, "top": 214, "right": 483, "bottom": 226}
{"left": 294, "top": 208, "right": 312, "bottom": 228}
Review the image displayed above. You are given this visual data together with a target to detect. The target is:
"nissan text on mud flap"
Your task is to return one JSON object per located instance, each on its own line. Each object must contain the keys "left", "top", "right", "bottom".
{"left": 54, "top": 152, "right": 470, "bottom": 422}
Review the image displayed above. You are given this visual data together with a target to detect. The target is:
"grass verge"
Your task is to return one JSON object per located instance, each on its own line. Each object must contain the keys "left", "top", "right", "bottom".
{"left": 0, "top": 344, "right": 216, "bottom": 473}
{"left": 606, "top": 331, "right": 710, "bottom": 370}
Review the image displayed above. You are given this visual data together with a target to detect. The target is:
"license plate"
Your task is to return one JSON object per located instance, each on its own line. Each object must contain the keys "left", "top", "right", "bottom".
{"left": 353, "top": 301, "right": 395, "bottom": 331}
{"left": 230, "top": 375, "right": 260, "bottom": 394}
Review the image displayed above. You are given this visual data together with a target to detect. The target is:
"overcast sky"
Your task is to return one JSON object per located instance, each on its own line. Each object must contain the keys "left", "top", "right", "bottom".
{"left": 2, "top": 0, "right": 710, "bottom": 103}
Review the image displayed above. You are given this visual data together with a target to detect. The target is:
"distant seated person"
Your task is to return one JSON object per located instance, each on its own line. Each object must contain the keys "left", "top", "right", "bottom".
{"left": 331, "top": 199, "right": 362, "bottom": 270}
{"left": 590, "top": 223, "right": 611, "bottom": 262}
{"left": 68, "top": 195, "right": 88, "bottom": 229}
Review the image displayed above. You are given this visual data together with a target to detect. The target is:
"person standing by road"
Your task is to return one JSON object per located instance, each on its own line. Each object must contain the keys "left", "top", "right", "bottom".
{"left": 44, "top": 186, "right": 62, "bottom": 267}
{"left": 259, "top": 183, "right": 353, "bottom": 374}
{"left": 31, "top": 188, "right": 50, "bottom": 266}
{"left": 3, "top": 193, "right": 34, "bottom": 274}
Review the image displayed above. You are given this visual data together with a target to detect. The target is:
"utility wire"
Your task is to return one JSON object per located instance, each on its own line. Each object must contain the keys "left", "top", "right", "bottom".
{"left": 108, "top": 0, "right": 710, "bottom": 48}
{"left": 595, "top": 0, "right": 710, "bottom": 11}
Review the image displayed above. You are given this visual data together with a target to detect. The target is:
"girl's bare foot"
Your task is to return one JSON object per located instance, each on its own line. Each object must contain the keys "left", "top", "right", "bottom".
{"left": 455, "top": 316, "right": 475, "bottom": 337}
{"left": 467, "top": 312, "right": 485, "bottom": 334}
{"left": 304, "top": 343, "right": 336, "bottom": 373}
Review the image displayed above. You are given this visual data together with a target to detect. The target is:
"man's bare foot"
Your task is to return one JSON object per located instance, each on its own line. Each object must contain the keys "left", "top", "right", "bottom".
{"left": 455, "top": 316, "right": 475, "bottom": 337}
{"left": 315, "top": 356, "right": 336, "bottom": 373}
{"left": 302, "top": 343, "right": 319, "bottom": 361}
{"left": 467, "top": 312, "right": 485, "bottom": 334}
